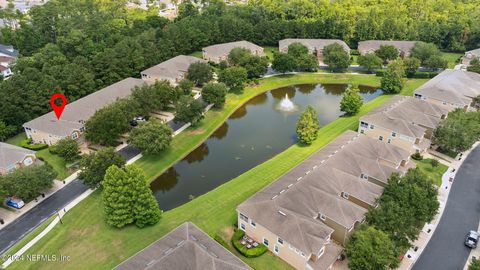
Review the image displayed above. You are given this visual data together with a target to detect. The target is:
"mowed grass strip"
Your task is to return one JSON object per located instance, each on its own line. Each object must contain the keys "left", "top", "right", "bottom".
{"left": 8, "top": 74, "right": 428, "bottom": 270}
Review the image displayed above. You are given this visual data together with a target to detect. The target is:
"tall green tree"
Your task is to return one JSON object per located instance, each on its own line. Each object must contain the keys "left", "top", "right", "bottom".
{"left": 0, "top": 121, "right": 16, "bottom": 141}
{"left": 358, "top": 53, "right": 382, "bottom": 73}
{"left": 287, "top": 42, "right": 309, "bottom": 57}
{"left": 272, "top": 52, "right": 296, "bottom": 73}
{"left": 0, "top": 164, "right": 57, "bottom": 201}
{"left": 424, "top": 54, "right": 448, "bottom": 70}
{"left": 433, "top": 110, "right": 480, "bottom": 153}
{"left": 346, "top": 226, "right": 399, "bottom": 270}
{"left": 55, "top": 138, "right": 79, "bottom": 162}
{"left": 129, "top": 120, "right": 173, "bottom": 155}
{"left": 323, "top": 43, "right": 351, "bottom": 71}
{"left": 103, "top": 165, "right": 135, "bottom": 228}
{"left": 218, "top": 66, "right": 248, "bottom": 92}
{"left": 85, "top": 104, "right": 130, "bottom": 146}
{"left": 340, "top": 85, "right": 364, "bottom": 115}
{"left": 201, "top": 82, "right": 228, "bottom": 108}
{"left": 177, "top": 79, "right": 194, "bottom": 95}
{"left": 381, "top": 60, "right": 405, "bottom": 94}
{"left": 296, "top": 106, "right": 320, "bottom": 145}
{"left": 403, "top": 57, "right": 421, "bottom": 77}
{"left": 79, "top": 147, "right": 126, "bottom": 188}
{"left": 174, "top": 96, "right": 204, "bottom": 126}
{"left": 187, "top": 62, "right": 213, "bottom": 86}
{"left": 375, "top": 45, "right": 399, "bottom": 63}
{"left": 411, "top": 42, "right": 442, "bottom": 65}
{"left": 127, "top": 165, "right": 162, "bottom": 228}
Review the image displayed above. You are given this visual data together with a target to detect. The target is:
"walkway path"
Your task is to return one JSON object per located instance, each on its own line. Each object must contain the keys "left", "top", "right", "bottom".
{"left": 412, "top": 145, "right": 480, "bottom": 270}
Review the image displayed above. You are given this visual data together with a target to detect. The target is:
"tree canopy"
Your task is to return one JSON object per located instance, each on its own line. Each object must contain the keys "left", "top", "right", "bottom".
{"left": 467, "top": 58, "right": 480, "bottom": 74}
{"left": 358, "top": 53, "right": 382, "bottom": 73}
{"left": 201, "top": 82, "right": 228, "bottom": 108}
{"left": 174, "top": 95, "right": 204, "bottom": 126}
{"left": 381, "top": 60, "right": 405, "bottom": 94}
{"left": 340, "top": 85, "right": 364, "bottom": 115}
{"left": 129, "top": 120, "right": 173, "bottom": 155}
{"left": 79, "top": 147, "right": 125, "bottom": 188}
{"left": 296, "top": 106, "right": 320, "bottom": 145}
{"left": 187, "top": 62, "right": 213, "bottom": 86}
{"left": 433, "top": 109, "right": 480, "bottom": 154}
{"left": 323, "top": 43, "right": 351, "bottom": 71}
{"left": 0, "top": 164, "right": 57, "bottom": 201}
{"left": 375, "top": 45, "right": 399, "bottom": 63}
{"left": 218, "top": 66, "right": 248, "bottom": 92}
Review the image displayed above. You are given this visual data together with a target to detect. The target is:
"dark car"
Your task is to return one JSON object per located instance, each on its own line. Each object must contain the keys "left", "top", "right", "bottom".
{"left": 465, "top": 231, "right": 479, "bottom": 248}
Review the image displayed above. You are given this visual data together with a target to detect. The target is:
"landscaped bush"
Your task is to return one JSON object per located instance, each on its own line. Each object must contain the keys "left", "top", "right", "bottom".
{"left": 231, "top": 229, "right": 268, "bottom": 258}
{"left": 411, "top": 72, "right": 439, "bottom": 78}
{"left": 375, "top": 70, "right": 386, "bottom": 77}
{"left": 48, "top": 145, "right": 58, "bottom": 154}
{"left": 214, "top": 234, "right": 229, "bottom": 249}
{"left": 20, "top": 139, "right": 48, "bottom": 151}
{"left": 350, "top": 49, "right": 360, "bottom": 55}
{"left": 411, "top": 152, "right": 423, "bottom": 160}
{"left": 430, "top": 159, "right": 439, "bottom": 167}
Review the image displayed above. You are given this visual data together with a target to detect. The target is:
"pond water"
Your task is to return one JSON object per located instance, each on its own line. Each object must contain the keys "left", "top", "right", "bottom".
{"left": 151, "top": 84, "right": 382, "bottom": 210}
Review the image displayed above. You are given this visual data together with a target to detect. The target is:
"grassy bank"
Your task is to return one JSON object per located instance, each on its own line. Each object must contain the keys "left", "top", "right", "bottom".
{"left": 8, "top": 74, "right": 428, "bottom": 270}
{"left": 414, "top": 158, "right": 449, "bottom": 186}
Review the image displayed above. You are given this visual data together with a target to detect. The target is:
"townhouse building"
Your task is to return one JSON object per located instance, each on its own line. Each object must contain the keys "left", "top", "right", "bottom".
{"left": 0, "top": 142, "right": 36, "bottom": 175}
{"left": 278, "top": 39, "right": 350, "bottom": 62}
{"left": 140, "top": 55, "right": 206, "bottom": 85}
{"left": 357, "top": 40, "right": 417, "bottom": 58}
{"left": 202, "top": 41, "right": 264, "bottom": 63}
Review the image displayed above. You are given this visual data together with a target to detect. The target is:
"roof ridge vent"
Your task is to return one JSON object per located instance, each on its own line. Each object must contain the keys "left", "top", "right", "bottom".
{"left": 278, "top": 210, "right": 287, "bottom": 216}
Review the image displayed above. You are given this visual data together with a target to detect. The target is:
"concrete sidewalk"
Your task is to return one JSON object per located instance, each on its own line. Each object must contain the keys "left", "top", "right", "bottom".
{"left": 0, "top": 171, "right": 79, "bottom": 229}
{"left": 398, "top": 141, "right": 480, "bottom": 270}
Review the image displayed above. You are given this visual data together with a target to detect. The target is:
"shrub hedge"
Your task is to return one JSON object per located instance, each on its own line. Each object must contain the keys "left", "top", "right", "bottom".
{"left": 231, "top": 229, "right": 268, "bottom": 258}
{"left": 377, "top": 70, "right": 438, "bottom": 78}
{"left": 213, "top": 234, "right": 229, "bottom": 249}
{"left": 411, "top": 152, "right": 423, "bottom": 160}
{"left": 20, "top": 139, "right": 48, "bottom": 151}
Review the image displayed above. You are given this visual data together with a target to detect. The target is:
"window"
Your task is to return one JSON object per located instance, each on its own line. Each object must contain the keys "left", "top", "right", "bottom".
{"left": 342, "top": 192, "right": 349, "bottom": 199}
{"left": 391, "top": 132, "right": 396, "bottom": 137}
{"left": 240, "top": 223, "right": 246, "bottom": 231}
{"left": 263, "top": 238, "right": 269, "bottom": 246}
{"left": 319, "top": 213, "right": 326, "bottom": 221}
{"left": 274, "top": 245, "right": 279, "bottom": 254}
{"left": 277, "top": 237, "right": 284, "bottom": 245}
{"left": 239, "top": 213, "right": 248, "bottom": 222}
{"left": 360, "top": 121, "right": 368, "bottom": 128}
{"left": 250, "top": 220, "right": 256, "bottom": 227}
{"left": 370, "top": 124, "right": 375, "bottom": 130}
{"left": 379, "top": 136, "right": 383, "bottom": 141}
{"left": 360, "top": 129, "right": 364, "bottom": 134}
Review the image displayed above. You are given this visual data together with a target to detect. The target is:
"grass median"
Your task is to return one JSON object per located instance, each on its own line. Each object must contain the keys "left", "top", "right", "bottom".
{"left": 8, "top": 74, "right": 428, "bottom": 270}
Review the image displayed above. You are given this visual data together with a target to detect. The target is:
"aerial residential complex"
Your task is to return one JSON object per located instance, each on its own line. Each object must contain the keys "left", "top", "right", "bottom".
{"left": 114, "top": 222, "right": 252, "bottom": 270}
{"left": 140, "top": 55, "right": 206, "bottom": 85}
{"left": 278, "top": 39, "right": 350, "bottom": 62}
{"left": 23, "top": 78, "right": 146, "bottom": 145}
{"left": 360, "top": 96, "right": 448, "bottom": 153}
{"left": 237, "top": 131, "right": 413, "bottom": 270}
{"left": 357, "top": 40, "right": 417, "bottom": 58}
{"left": 202, "top": 40, "right": 265, "bottom": 63}
{"left": 0, "top": 142, "right": 36, "bottom": 175}
{"left": 414, "top": 70, "right": 480, "bottom": 110}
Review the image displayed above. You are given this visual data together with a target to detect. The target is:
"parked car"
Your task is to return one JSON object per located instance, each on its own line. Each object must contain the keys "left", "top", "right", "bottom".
{"left": 129, "top": 116, "right": 147, "bottom": 127}
{"left": 465, "top": 231, "right": 479, "bottom": 248}
{"left": 6, "top": 197, "right": 25, "bottom": 209}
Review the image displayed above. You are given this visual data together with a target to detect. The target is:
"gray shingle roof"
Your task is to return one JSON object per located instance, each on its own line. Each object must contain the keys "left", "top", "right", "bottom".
{"left": 114, "top": 222, "right": 251, "bottom": 270}
{"left": 0, "top": 44, "right": 18, "bottom": 58}
{"left": 141, "top": 55, "right": 205, "bottom": 81}
{"left": 202, "top": 41, "right": 263, "bottom": 59}
{"left": 414, "top": 70, "right": 480, "bottom": 106}
{"left": 465, "top": 48, "right": 480, "bottom": 56}
{"left": 238, "top": 131, "right": 410, "bottom": 255}
{"left": 279, "top": 39, "right": 350, "bottom": 53}
{"left": 362, "top": 96, "right": 448, "bottom": 133}
{"left": 358, "top": 40, "right": 417, "bottom": 55}
{"left": 23, "top": 78, "right": 146, "bottom": 137}
{"left": 0, "top": 143, "right": 35, "bottom": 170}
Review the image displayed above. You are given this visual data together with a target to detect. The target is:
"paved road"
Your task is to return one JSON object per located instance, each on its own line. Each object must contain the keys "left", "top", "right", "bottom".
{"left": 0, "top": 145, "right": 141, "bottom": 255}
{"left": 413, "top": 145, "right": 480, "bottom": 270}
{"left": 0, "top": 180, "right": 88, "bottom": 255}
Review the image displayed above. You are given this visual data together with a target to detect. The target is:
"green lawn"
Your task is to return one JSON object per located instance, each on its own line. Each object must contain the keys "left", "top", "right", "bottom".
{"left": 0, "top": 216, "right": 56, "bottom": 264}
{"left": 189, "top": 51, "right": 203, "bottom": 59}
{"left": 263, "top": 46, "right": 278, "bottom": 62}
{"left": 7, "top": 73, "right": 428, "bottom": 270}
{"left": 6, "top": 132, "right": 26, "bottom": 146}
{"left": 441, "top": 52, "right": 463, "bottom": 69}
{"left": 414, "top": 158, "right": 449, "bottom": 186}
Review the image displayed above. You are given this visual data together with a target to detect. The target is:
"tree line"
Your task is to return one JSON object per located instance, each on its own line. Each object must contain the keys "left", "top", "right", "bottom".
{"left": 1, "top": 0, "right": 479, "bottom": 139}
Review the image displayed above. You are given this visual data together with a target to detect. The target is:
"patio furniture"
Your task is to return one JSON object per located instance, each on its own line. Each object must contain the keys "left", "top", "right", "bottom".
{"left": 241, "top": 240, "right": 246, "bottom": 245}
{"left": 247, "top": 244, "right": 252, "bottom": 249}
{"left": 253, "top": 242, "right": 258, "bottom": 247}
{"left": 247, "top": 238, "right": 253, "bottom": 244}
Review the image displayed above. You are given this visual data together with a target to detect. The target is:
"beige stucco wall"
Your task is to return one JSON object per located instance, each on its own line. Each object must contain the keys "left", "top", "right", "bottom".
{"left": 324, "top": 217, "right": 355, "bottom": 246}
{"left": 359, "top": 122, "right": 417, "bottom": 154}
{"left": 140, "top": 73, "right": 179, "bottom": 85}
{"left": 25, "top": 128, "right": 81, "bottom": 146}
{"left": 237, "top": 211, "right": 312, "bottom": 270}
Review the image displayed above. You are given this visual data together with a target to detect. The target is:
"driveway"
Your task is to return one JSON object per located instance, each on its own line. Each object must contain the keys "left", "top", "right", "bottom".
{"left": 413, "top": 145, "right": 480, "bottom": 270}
{"left": 0, "top": 145, "right": 142, "bottom": 255}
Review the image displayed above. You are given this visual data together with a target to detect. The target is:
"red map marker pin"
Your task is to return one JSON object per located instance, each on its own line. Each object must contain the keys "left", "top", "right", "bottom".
{"left": 50, "top": 93, "right": 67, "bottom": 120}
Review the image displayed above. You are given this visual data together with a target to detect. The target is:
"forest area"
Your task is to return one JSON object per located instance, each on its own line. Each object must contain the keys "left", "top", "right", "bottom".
{"left": 0, "top": 0, "right": 479, "bottom": 138}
